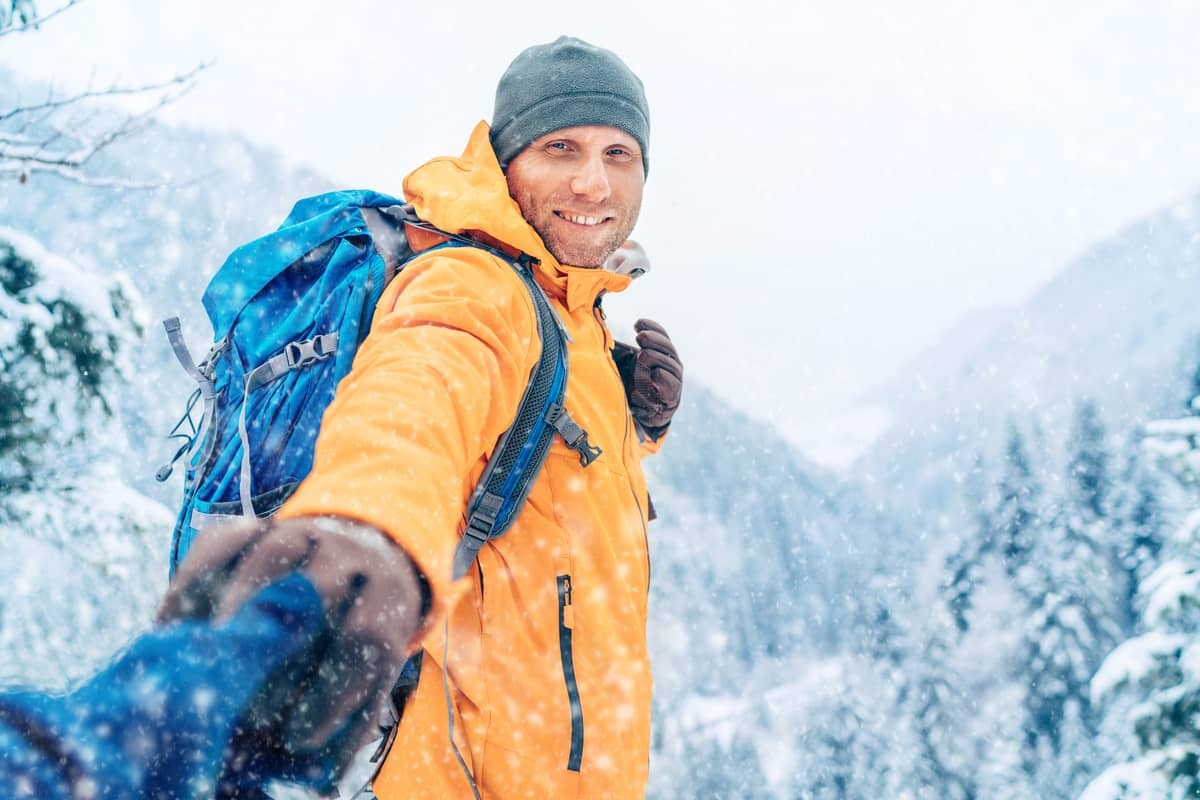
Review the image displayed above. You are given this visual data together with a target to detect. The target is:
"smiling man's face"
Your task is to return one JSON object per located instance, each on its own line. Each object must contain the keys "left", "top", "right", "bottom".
{"left": 504, "top": 125, "right": 645, "bottom": 268}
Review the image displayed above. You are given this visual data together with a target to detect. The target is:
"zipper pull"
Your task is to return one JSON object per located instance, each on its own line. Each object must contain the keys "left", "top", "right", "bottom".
{"left": 558, "top": 574, "right": 575, "bottom": 628}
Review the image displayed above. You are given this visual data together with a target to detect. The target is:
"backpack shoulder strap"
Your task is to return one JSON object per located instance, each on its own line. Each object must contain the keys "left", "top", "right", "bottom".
{"left": 356, "top": 208, "right": 600, "bottom": 579}
{"left": 427, "top": 242, "right": 599, "bottom": 581}
{"left": 360, "top": 204, "right": 416, "bottom": 283}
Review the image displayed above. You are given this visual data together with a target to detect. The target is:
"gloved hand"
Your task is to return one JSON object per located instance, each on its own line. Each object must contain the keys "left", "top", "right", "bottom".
{"left": 0, "top": 572, "right": 330, "bottom": 800}
{"left": 612, "top": 318, "right": 683, "bottom": 438}
{"left": 158, "top": 515, "right": 428, "bottom": 790}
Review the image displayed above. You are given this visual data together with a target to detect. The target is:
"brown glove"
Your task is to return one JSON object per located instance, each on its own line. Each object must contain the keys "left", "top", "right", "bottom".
{"left": 613, "top": 318, "right": 683, "bottom": 438}
{"left": 158, "top": 515, "right": 428, "bottom": 784}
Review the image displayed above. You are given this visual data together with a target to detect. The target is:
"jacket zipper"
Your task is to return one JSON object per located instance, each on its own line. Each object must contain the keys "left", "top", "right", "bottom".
{"left": 557, "top": 574, "right": 584, "bottom": 772}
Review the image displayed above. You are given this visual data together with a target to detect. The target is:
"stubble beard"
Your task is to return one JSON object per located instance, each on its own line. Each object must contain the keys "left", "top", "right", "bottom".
{"left": 520, "top": 195, "right": 640, "bottom": 269}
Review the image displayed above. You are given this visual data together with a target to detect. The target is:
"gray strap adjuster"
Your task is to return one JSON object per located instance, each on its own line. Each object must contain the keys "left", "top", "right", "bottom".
{"left": 452, "top": 492, "right": 504, "bottom": 580}
{"left": 245, "top": 332, "right": 340, "bottom": 394}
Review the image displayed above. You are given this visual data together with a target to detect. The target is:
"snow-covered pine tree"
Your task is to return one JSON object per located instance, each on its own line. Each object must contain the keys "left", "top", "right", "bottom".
{"left": 0, "top": 227, "right": 172, "bottom": 688}
{"left": 941, "top": 425, "right": 1042, "bottom": 640}
{"left": 898, "top": 611, "right": 980, "bottom": 800}
{"left": 930, "top": 424, "right": 1048, "bottom": 795}
{"left": 1016, "top": 400, "right": 1126, "bottom": 797}
{"left": 949, "top": 426, "right": 1043, "bottom": 627}
{"left": 854, "top": 586, "right": 907, "bottom": 669}
{"left": 1080, "top": 386, "right": 1200, "bottom": 799}
{"left": 791, "top": 660, "right": 900, "bottom": 800}
{"left": 1108, "top": 442, "right": 1168, "bottom": 630}
{"left": 995, "top": 422, "right": 1040, "bottom": 576}
{"left": 943, "top": 452, "right": 994, "bottom": 634}
{"left": 936, "top": 414, "right": 1129, "bottom": 796}
{"left": 1066, "top": 400, "right": 1111, "bottom": 520}
{"left": 0, "top": 229, "right": 136, "bottom": 485}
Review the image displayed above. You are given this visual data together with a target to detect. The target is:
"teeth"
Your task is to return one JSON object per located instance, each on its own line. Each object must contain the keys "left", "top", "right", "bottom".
{"left": 562, "top": 213, "right": 603, "bottom": 226}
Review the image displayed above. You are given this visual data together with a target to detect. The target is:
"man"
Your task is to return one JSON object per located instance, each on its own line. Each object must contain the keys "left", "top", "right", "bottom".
{"left": 171, "top": 35, "right": 682, "bottom": 799}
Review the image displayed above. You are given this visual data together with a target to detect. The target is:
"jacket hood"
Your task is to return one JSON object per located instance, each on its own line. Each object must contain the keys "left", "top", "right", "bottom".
{"left": 402, "top": 120, "right": 633, "bottom": 312}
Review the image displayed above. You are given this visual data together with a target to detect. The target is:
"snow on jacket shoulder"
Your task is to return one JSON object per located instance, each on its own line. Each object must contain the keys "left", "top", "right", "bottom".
{"left": 279, "top": 121, "right": 656, "bottom": 800}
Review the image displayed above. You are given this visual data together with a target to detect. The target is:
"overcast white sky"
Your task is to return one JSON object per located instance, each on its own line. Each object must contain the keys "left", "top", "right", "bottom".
{"left": 4, "top": 0, "right": 1200, "bottom": 467}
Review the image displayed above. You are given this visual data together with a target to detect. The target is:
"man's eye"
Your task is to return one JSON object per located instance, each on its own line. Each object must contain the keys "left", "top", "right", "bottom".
{"left": 547, "top": 142, "right": 570, "bottom": 151}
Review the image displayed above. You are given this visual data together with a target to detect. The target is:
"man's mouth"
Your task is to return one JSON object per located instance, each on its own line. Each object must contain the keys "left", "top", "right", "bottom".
{"left": 555, "top": 211, "right": 610, "bottom": 226}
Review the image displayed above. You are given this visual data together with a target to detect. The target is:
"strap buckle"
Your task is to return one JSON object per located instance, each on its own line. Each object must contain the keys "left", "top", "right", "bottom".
{"left": 284, "top": 333, "right": 338, "bottom": 368}
{"left": 545, "top": 403, "right": 602, "bottom": 467}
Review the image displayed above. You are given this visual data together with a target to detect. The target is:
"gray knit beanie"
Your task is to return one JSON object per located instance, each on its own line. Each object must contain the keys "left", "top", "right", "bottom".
{"left": 490, "top": 36, "right": 650, "bottom": 175}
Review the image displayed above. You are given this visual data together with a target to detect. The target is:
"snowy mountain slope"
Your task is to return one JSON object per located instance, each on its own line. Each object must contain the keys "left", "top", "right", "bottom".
{"left": 859, "top": 191, "right": 1200, "bottom": 518}
{"left": 868, "top": 303, "right": 1016, "bottom": 407}
{"left": 648, "top": 384, "right": 905, "bottom": 661}
{"left": 643, "top": 385, "right": 906, "bottom": 796}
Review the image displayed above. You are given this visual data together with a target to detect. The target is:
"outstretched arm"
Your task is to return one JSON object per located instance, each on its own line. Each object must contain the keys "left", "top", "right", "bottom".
{"left": 277, "top": 248, "right": 540, "bottom": 617}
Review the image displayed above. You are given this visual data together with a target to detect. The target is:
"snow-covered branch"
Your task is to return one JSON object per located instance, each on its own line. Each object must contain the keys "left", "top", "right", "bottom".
{"left": 1, "top": 0, "right": 210, "bottom": 185}
{"left": 0, "top": 0, "right": 82, "bottom": 37}
{"left": 0, "top": 64, "right": 208, "bottom": 123}
{"left": 0, "top": 64, "right": 208, "bottom": 186}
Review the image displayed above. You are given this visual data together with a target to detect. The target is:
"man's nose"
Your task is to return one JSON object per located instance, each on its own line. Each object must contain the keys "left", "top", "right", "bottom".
{"left": 569, "top": 154, "right": 611, "bottom": 203}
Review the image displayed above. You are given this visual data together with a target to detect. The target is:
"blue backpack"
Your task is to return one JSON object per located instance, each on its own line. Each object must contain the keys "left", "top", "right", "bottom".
{"left": 158, "top": 189, "right": 602, "bottom": 580}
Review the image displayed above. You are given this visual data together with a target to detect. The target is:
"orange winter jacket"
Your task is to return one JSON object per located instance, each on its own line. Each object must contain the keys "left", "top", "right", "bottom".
{"left": 278, "top": 121, "right": 661, "bottom": 799}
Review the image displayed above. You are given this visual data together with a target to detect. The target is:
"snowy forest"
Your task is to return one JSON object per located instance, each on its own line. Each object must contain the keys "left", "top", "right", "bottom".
{"left": 5, "top": 5, "right": 1200, "bottom": 799}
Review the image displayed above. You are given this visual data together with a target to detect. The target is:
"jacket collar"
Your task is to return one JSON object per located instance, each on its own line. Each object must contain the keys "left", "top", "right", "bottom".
{"left": 402, "top": 121, "right": 633, "bottom": 313}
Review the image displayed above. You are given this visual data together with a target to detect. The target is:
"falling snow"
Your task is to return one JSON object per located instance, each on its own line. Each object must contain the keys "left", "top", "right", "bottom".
{"left": 4, "top": 49, "right": 1200, "bottom": 800}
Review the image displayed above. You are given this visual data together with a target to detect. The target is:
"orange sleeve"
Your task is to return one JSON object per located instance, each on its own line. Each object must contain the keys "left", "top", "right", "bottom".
{"left": 278, "top": 247, "right": 539, "bottom": 622}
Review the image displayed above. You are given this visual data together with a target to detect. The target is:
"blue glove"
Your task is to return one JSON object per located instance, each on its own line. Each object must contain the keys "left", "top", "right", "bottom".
{"left": 0, "top": 573, "right": 325, "bottom": 800}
